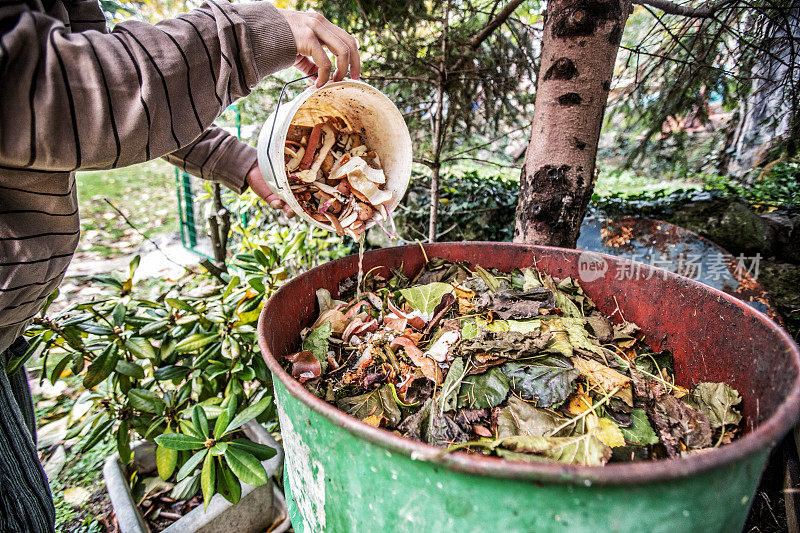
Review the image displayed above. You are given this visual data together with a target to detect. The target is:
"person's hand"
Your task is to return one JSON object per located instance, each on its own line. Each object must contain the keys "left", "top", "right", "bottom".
{"left": 278, "top": 10, "right": 360, "bottom": 88}
{"left": 246, "top": 165, "right": 295, "bottom": 218}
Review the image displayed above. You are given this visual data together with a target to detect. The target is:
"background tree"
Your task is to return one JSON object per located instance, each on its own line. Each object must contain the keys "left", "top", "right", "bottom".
{"left": 514, "top": 0, "right": 800, "bottom": 247}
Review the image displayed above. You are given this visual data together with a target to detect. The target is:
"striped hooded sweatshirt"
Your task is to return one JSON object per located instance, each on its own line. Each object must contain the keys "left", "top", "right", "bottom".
{"left": 0, "top": 0, "right": 298, "bottom": 352}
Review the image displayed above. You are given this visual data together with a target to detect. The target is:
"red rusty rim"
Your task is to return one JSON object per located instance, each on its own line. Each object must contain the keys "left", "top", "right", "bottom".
{"left": 258, "top": 242, "right": 800, "bottom": 485}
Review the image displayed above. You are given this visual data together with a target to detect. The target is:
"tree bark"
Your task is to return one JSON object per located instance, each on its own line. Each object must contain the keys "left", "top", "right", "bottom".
{"left": 514, "top": 0, "right": 631, "bottom": 247}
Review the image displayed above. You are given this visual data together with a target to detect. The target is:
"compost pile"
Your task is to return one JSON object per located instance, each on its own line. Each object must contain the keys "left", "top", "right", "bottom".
{"left": 283, "top": 259, "right": 744, "bottom": 466}
{"left": 284, "top": 118, "right": 395, "bottom": 238}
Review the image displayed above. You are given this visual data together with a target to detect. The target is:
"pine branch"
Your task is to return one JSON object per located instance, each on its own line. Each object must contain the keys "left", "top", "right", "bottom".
{"left": 450, "top": 0, "right": 526, "bottom": 73}
{"left": 634, "top": 0, "right": 734, "bottom": 18}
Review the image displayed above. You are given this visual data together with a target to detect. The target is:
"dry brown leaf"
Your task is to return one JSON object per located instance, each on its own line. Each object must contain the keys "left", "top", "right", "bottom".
{"left": 571, "top": 357, "right": 631, "bottom": 394}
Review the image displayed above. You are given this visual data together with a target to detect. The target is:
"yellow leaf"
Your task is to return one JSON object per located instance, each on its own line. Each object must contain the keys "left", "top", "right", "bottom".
{"left": 362, "top": 414, "right": 383, "bottom": 427}
{"left": 566, "top": 387, "right": 593, "bottom": 415}
{"left": 63, "top": 487, "right": 91, "bottom": 506}
{"left": 588, "top": 415, "right": 626, "bottom": 448}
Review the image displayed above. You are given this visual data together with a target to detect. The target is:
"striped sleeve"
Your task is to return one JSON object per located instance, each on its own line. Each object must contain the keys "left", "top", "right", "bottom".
{"left": 0, "top": 0, "right": 296, "bottom": 172}
{"left": 163, "top": 126, "right": 256, "bottom": 194}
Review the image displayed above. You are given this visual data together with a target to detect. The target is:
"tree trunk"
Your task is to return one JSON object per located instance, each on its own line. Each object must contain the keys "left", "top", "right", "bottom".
{"left": 514, "top": 0, "right": 631, "bottom": 247}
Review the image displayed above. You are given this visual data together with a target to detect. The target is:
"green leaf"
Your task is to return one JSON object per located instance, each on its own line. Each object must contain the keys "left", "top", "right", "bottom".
{"left": 302, "top": 321, "right": 332, "bottom": 372}
{"left": 128, "top": 389, "right": 165, "bottom": 413}
{"left": 117, "top": 419, "right": 132, "bottom": 464}
{"left": 112, "top": 303, "right": 127, "bottom": 326}
{"left": 224, "top": 447, "right": 268, "bottom": 486}
{"left": 115, "top": 360, "right": 145, "bottom": 379}
{"left": 139, "top": 319, "right": 170, "bottom": 337}
{"left": 175, "top": 333, "right": 220, "bottom": 354}
{"left": 154, "top": 365, "right": 192, "bottom": 381}
{"left": 498, "top": 433, "right": 612, "bottom": 466}
{"left": 214, "top": 409, "right": 231, "bottom": 441}
{"left": 192, "top": 405, "right": 210, "bottom": 439}
{"left": 77, "top": 416, "right": 115, "bottom": 453}
{"left": 128, "top": 254, "right": 141, "bottom": 279}
{"left": 230, "top": 439, "right": 277, "bottom": 462}
{"left": 201, "top": 452, "right": 216, "bottom": 510}
{"left": 502, "top": 356, "right": 579, "bottom": 408}
{"left": 222, "top": 276, "right": 240, "bottom": 300}
{"left": 166, "top": 298, "right": 196, "bottom": 312}
{"left": 83, "top": 344, "right": 119, "bottom": 388}
{"left": 620, "top": 409, "right": 659, "bottom": 445}
{"left": 224, "top": 396, "right": 272, "bottom": 435}
{"left": 458, "top": 367, "right": 510, "bottom": 409}
{"left": 76, "top": 323, "right": 113, "bottom": 335}
{"left": 683, "top": 382, "right": 742, "bottom": 428}
{"left": 176, "top": 449, "right": 207, "bottom": 481}
{"left": 155, "top": 433, "right": 205, "bottom": 451}
{"left": 399, "top": 282, "right": 455, "bottom": 320}
{"left": 125, "top": 337, "right": 156, "bottom": 360}
{"left": 217, "top": 460, "right": 242, "bottom": 504}
{"left": 156, "top": 433, "right": 179, "bottom": 480}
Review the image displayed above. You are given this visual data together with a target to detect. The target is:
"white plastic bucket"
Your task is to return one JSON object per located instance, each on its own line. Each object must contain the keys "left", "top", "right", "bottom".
{"left": 256, "top": 80, "right": 413, "bottom": 234}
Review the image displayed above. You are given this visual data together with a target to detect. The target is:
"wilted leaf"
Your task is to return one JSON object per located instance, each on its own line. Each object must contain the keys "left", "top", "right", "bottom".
{"left": 439, "top": 357, "right": 466, "bottom": 412}
{"left": 62, "top": 487, "right": 92, "bottom": 506}
{"left": 571, "top": 357, "right": 631, "bottom": 396}
{"left": 683, "top": 382, "right": 742, "bottom": 428}
{"left": 498, "top": 433, "right": 612, "bottom": 466}
{"left": 455, "top": 331, "right": 550, "bottom": 361}
{"left": 503, "top": 356, "right": 579, "bottom": 408}
{"left": 475, "top": 287, "right": 555, "bottom": 320}
{"left": 286, "top": 350, "right": 322, "bottom": 381}
{"left": 400, "top": 282, "right": 455, "bottom": 320}
{"left": 458, "top": 367, "right": 510, "bottom": 409}
{"left": 303, "top": 321, "right": 333, "bottom": 372}
{"left": 497, "top": 396, "right": 570, "bottom": 439}
{"left": 337, "top": 384, "right": 401, "bottom": 427}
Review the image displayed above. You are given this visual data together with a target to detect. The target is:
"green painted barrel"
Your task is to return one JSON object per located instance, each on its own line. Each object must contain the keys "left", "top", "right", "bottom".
{"left": 258, "top": 243, "right": 800, "bottom": 532}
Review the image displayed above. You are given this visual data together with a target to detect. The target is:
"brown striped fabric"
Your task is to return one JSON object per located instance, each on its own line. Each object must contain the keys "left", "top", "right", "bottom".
{"left": 0, "top": 0, "right": 297, "bottom": 352}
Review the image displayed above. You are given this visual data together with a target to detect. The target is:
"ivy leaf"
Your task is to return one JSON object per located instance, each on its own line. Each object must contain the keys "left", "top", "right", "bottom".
{"left": 302, "top": 321, "right": 332, "bottom": 372}
{"left": 498, "top": 433, "right": 612, "bottom": 466}
{"left": 400, "top": 282, "right": 455, "bottom": 320}
{"left": 155, "top": 433, "right": 205, "bottom": 451}
{"left": 682, "top": 382, "right": 742, "bottom": 428}
{"left": 502, "top": 356, "right": 579, "bottom": 408}
{"left": 458, "top": 367, "right": 510, "bottom": 409}
{"left": 224, "top": 447, "right": 268, "bottom": 486}
{"left": 620, "top": 408, "right": 659, "bottom": 445}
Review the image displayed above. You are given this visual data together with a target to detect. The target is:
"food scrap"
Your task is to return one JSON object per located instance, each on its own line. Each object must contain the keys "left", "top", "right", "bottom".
{"left": 285, "top": 118, "right": 396, "bottom": 239}
{"left": 283, "top": 259, "right": 744, "bottom": 466}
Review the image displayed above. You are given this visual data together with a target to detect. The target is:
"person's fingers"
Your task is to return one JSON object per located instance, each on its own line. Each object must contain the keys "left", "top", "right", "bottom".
{"left": 294, "top": 55, "right": 319, "bottom": 80}
{"left": 314, "top": 25, "right": 350, "bottom": 82}
{"left": 307, "top": 35, "right": 332, "bottom": 88}
{"left": 321, "top": 19, "right": 360, "bottom": 80}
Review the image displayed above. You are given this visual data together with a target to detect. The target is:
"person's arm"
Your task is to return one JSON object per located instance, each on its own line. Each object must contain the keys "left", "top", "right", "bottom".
{"left": 0, "top": 0, "right": 296, "bottom": 171}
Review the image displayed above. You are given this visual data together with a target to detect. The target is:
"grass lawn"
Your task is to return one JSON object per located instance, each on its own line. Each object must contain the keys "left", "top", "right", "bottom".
{"left": 76, "top": 159, "right": 181, "bottom": 258}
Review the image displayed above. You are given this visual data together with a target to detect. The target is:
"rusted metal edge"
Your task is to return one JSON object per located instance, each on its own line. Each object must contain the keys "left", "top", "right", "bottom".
{"left": 258, "top": 242, "right": 800, "bottom": 486}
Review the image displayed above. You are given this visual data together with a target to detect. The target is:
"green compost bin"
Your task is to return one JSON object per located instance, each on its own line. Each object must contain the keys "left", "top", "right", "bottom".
{"left": 257, "top": 243, "right": 800, "bottom": 533}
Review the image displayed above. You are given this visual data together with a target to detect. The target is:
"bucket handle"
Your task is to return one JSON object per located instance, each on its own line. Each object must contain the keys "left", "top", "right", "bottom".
{"left": 265, "top": 74, "right": 315, "bottom": 191}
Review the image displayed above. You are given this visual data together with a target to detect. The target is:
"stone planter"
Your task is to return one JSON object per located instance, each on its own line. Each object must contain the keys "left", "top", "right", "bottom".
{"left": 103, "top": 421, "right": 289, "bottom": 533}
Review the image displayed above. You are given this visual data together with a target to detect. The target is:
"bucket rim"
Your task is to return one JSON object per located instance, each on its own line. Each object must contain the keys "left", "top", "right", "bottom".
{"left": 257, "top": 242, "right": 800, "bottom": 486}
